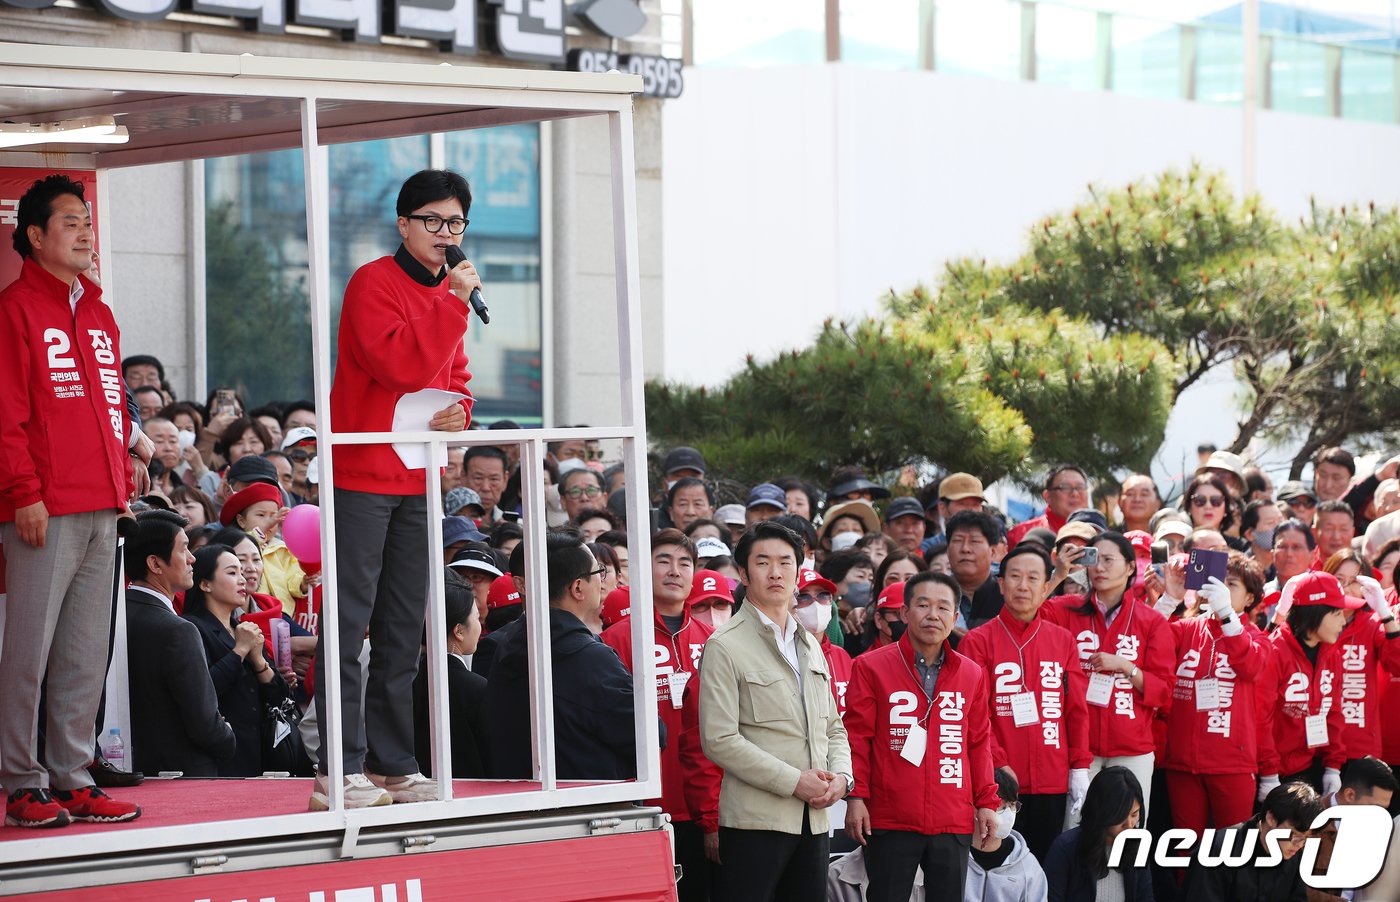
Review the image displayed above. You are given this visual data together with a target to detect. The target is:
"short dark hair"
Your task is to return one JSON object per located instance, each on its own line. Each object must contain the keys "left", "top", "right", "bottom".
{"left": 488, "top": 520, "right": 524, "bottom": 549}
{"left": 214, "top": 416, "right": 274, "bottom": 460}
{"left": 124, "top": 509, "right": 189, "bottom": 580}
{"left": 1044, "top": 464, "right": 1088, "bottom": 494}
{"left": 652, "top": 527, "right": 698, "bottom": 563}
{"left": 1287, "top": 602, "right": 1334, "bottom": 643}
{"left": 560, "top": 467, "right": 604, "bottom": 493}
{"left": 546, "top": 528, "right": 595, "bottom": 604}
{"left": 945, "top": 510, "right": 1001, "bottom": 547}
{"left": 1262, "top": 781, "right": 1323, "bottom": 830}
{"left": 1274, "top": 518, "right": 1316, "bottom": 551}
{"left": 589, "top": 540, "right": 621, "bottom": 574}
{"left": 734, "top": 520, "right": 804, "bottom": 570}
{"left": 1314, "top": 446, "right": 1356, "bottom": 477}
{"left": 1240, "top": 499, "right": 1273, "bottom": 534}
{"left": 281, "top": 400, "right": 316, "bottom": 427}
{"left": 773, "top": 475, "right": 819, "bottom": 516}
{"left": 168, "top": 485, "right": 215, "bottom": 527}
{"left": 1000, "top": 543, "right": 1052, "bottom": 581}
{"left": 132, "top": 385, "right": 164, "bottom": 402}
{"left": 773, "top": 514, "right": 818, "bottom": 552}
{"left": 508, "top": 540, "right": 526, "bottom": 578}
{"left": 1225, "top": 551, "right": 1264, "bottom": 609}
{"left": 819, "top": 549, "right": 874, "bottom": 584}
{"left": 13, "top": 175, "right": 85, "bottom": 258}
{"left": 994, "top": 768, "right": 1019, "bottom": 804}
{"left": 1316, "top": 499, "right": 1354, "bottom": 521}
{"left": 1242, "top": 465, "right": 1269, "bottom": 497}
{"left": 597, "top": 529, "right": 629, "bottom": 549}
{"left": 464, "top": 445, "right": 509, "bottom": 472}
{"left": 874, "top": 549, "right": 927, "bottom": 589}
{"left": 1340, "top": 756, "right": 1400, "bottom": 797}
{"left": 682, "top": 517, "right": 724, "bottom": 539}
{"left": 574, "top": 505, "right": 620, "bottom": 531}
{"left": 903, "top": 570, "right": 960, "bottom": 606}
{"left": 248, "top": 403, "right": 286, "bottom": 425}
{"left": 396, "top": 169, "right": 472, "bottom": 218}
{"left": 210, "top": 526, "right": 256, "bottom": 551}
{"left": 666, "top": 476, "right": 716, "bottom": 510}
{"left": 122, "top": 354, "right": 166, "bottom": 382}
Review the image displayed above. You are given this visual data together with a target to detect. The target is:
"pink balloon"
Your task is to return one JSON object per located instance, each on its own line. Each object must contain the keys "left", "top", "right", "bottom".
{"left": 282, "top": 504, "right": 321, "bottom": 564}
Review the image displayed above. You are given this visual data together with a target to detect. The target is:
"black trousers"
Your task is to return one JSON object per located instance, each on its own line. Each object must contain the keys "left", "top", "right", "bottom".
{"left": 674, "top": 820, "right": 715, "bottom": 902}
{"left": 1017, "top": 792, "right": 1066, "bottom": 863}
{"left": 865, "top": 829, "right": 971, "bottom": 902}
{"left": 717, "top": 809, "right": 828, "bottom": 902}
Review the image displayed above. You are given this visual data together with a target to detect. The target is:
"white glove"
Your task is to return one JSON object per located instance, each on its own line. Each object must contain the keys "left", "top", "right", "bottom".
{"left": 1154, "top": 593, "right": 1182, "bottom": 618}
{"left": 1356, "top": 575, "right": 1390, "bottom": 616}
{"left": 1276, "top": 572, "right": 1307, "bottom": 621}
{"left": 1256, "top": 773, "right": 1280, "bottom": 802}
{"left": 1069, "top": 768, "right": 1090, "bottom": 815}
{"left": 1322, "top": 767, "right": 1341, "bottom": 799}
{"left": 1200, "top": 577, "right": 1241, "bottom": 636}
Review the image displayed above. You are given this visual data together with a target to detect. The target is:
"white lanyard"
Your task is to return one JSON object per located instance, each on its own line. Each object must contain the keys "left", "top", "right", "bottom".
{"left": 997, "top": 615, "right": 1041, "bottom": 692}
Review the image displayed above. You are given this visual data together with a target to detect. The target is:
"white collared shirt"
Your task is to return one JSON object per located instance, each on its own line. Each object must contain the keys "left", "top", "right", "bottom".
{"left": 69, "top": 278, "right": 83, "bottom": 314}
{"left": 754, "top": 605, "right": 801, "bottom": 678}
{"left": 129, "top": 584, "right": 175, "bottom": 615}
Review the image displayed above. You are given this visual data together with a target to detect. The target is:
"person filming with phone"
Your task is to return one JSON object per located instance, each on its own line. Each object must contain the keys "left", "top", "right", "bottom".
{"left": 309, "top": 169, "right": 482, "bottom": 810}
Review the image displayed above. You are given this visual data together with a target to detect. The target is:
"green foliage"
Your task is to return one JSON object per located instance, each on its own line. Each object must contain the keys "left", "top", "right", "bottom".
{"left": 205, "top": 201, "right": 313, "bottom": 405}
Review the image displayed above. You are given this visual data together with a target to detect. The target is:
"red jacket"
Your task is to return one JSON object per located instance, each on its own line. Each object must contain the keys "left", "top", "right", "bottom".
{"left": 1381, "top": 594, "right": 1400, "bottom": 762}
{"left": 959, "top": 609, "right": 1091, "bottom": 794}
{"left": 1264, "top": 625, "right": 1349, "bottom": 775}
{"left": 1163, "top": 615, "right": 1268, "bottom": 775}
{"left": 1041, "top": 594, "right": 1175, "bottom": 758}
{"left": 845, "top": 634, "right": 1000, "bottom": 835}
{"left": 1007, "top": 510, "right": 1067, "bottom": 550}
{"left": 1333, "top": 611, "right": 1400, "bottom": 760}
{"left": 602, "top": 609, "right": 715, "bottom": 822}
{"left": 0, "top": 259, "right": 132, "bottom": 519}
{"left": 330, "top": 255, "right": 473, "bottom": 495}
{"left": 679, "top": 670, "right": 722, "bottom": 833}
{"left": 822, "top": 634, "right": 854, "bottom": 717}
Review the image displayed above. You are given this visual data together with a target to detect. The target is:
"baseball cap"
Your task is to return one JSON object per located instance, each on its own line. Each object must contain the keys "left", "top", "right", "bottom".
{"left": 1277, "top": 481, "right": 1317, "bottom": 504}
{"left": 487, "top": 575, "right": 522, "bottom": 609}
{"left": 1066, "top": 508, "right": 1108, "bottom": 533}
{"left": 938, "top": 473, "right": 985, "bottom": 502}
{"left": 885, "top": 497, "right": 926, "bottom": 523}
{"left": 1019, "top": 527, "right": 1058, "bottom": 552}
{"left": 1197, "top": 450, "right": 1246, "bottom": 485}
{"left": 444, "top": 486, "right": 485, "bottom": 517}
{"left": 1055, "top": 521, "right": 1099, "bottom": 544}
{"left": 715, "top": 504, "right": 746, "bottom": 526}
{"left": 1153, "top": 518, "right": 1192, "bottom": 541}
{"left": 280, "top": 426, "right": 317, "bottom": 451}
{"left": 687, "top": 570, "right": 734, "bottom": 607}
{"left": 663, "top": 446, "right": 707, "bottom": 476}
{"left": 306, "top": 456, "right": 319, "bottom": 486}
{"left": 226, "top": 454, "right": 280, "bottom": 488}
{"left": 601, "top": 586, "right": 631, "bottom": 628}
{"left": 447, "top": 544, "right": 504, "bottom": 578}
{"left": 1124, "top": 530, "right": 1153, "bottom": 558}
{"left": 747, "top": 483, "right": 788, "bottom": 512}
{"left": 875, "top": 582, "right": 906, "bottom": 611}
{"left": 443, "top": 516, "right": 486, "bottom": 547}
{"left": 694, "top": 536, "right": 731, "bottom": 560}
{"left": 219, "top": 482, "right": 281, "bottom": 526}
{"left": 797, "top": 569, "right": 838, "bottom": 596}
{"left": 1291, "top": 571, "right": 1365, "bottom": 610}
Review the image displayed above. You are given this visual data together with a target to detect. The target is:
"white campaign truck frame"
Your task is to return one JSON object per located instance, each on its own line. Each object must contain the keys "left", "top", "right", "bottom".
{"left": 0, "top": 43, "right": 673, "bottom": 901}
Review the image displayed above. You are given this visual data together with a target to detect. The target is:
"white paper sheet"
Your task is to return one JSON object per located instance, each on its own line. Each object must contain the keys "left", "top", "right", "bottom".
{"left": 392, "top": 388, "right": 468, "bottom": 469}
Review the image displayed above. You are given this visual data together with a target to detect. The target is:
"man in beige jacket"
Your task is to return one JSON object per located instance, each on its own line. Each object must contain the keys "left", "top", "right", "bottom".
{"left": 699, "top": 519, "right": 853, "bottom": 901}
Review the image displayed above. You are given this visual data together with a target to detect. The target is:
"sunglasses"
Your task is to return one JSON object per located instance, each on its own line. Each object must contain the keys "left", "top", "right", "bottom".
{"left": 1190, "top": 495, "right": 1226, "bottom": 508}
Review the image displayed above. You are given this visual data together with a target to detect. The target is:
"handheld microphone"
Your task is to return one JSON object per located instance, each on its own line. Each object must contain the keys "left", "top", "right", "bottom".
{"left": 444, "top": 244, "right": 489, "bottom": 324}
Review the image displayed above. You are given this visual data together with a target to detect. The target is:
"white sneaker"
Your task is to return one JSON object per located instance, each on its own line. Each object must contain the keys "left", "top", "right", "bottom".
{"left": 307, "top": 772, "right": 392, "bottom": 811}
{"left": 365, "top": 771, "right": 438, "bottom": 804}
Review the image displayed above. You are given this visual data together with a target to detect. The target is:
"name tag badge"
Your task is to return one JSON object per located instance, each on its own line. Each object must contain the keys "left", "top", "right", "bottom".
{"left": 1087, "top": 672, "right": 1115, "bottom": 707}
{"left": 1305, "top": 713, "right": 1328, "bottom": 748}
{"left": 900, "top": 722, "right": 928, "bottom": 766}
{"left": 1010, "top": 691, "right": 1040, "bottom": 727}
{"left": 1195, "top": 677, "right": 1221, "bottom": 711}
{"left": 666, "top": 671, "right": 689, "bottom": 709}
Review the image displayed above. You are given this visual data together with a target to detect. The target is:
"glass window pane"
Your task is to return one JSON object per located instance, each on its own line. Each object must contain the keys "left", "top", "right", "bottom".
{"left": 1112, "top": 15, "right": 1181, "bottom": 99}
{"left": 1196, "top": 25, "right": 1243, "bottom": 105}
{"left": 445, "top": 125, "right": 544, "bottom": 424}
{"left": 1271, "top": 37, "right": 1329, "bottom": 116}
{"left": 1036, "top": 4, "right": 1100, "bottom": 91}
{"left": 693, "top": 0, "right": 826, "bottom": 67}
{"left": 841, "top": 0, "right": 920, "bottom": 70}
{"left": 1341, "top": 48, "right": 1396, "bottom": 123}
{"left": 935, "top": 0, "right": 1020, "bottom": 80}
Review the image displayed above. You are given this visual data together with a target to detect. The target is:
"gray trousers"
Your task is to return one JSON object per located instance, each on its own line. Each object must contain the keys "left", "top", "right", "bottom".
{"left": 0, "top": 511, "right": 118, "bottom": 791}
{"left": 314, "top": 488, "right": 428, "bottom": 777}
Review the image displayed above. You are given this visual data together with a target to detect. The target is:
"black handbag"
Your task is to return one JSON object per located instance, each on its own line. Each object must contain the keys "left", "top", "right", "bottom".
{"left": 262, "top": 696, "right": 313, "bottom": 776}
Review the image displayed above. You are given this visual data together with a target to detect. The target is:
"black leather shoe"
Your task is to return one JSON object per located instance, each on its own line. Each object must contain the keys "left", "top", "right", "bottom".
{"left": 88, "top": 759, "right": 144, "bottom": 788}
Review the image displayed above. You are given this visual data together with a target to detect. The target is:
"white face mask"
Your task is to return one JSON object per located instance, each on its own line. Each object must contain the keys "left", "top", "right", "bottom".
{"left": 1067, "top": 569, "right": 1089, "bottom": 591}
{"left": 830, "top": 532, "right": 861, "bottom": 552}
{"left": 696, "top": 604, "right": 732, "bottom": 629}
{"left": 794, "top": 602, "right": 833, "bottom": 635}
{"left": 802, "top": 555, "right": 815, "bottom": 572}
{"left": 993, "top": 807, "right": 1017, "bottom": 840}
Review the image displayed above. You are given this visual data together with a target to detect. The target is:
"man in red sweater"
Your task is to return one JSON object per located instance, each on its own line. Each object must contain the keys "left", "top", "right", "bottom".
{"left": 845, "top": 570, "right": 1000, "bottom": 901}
{"left": 311, "top": 170, "right": 480, "bottom": 810}
{"left": 0, "top": 175, "right": 140, "bottom": 828}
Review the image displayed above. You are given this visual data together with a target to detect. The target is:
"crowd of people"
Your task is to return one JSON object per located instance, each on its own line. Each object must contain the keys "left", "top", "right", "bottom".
{"left": 7, "top": 171, "right": 1400, "bottom": 902}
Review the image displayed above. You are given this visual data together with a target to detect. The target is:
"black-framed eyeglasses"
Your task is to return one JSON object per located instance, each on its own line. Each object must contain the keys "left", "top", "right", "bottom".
{"left": 405, "top": 214, "right": 469, "bottom": 235}
{"left": 576, "top": 565, "right": 608, "bottom": 582}
{"left": 564, "top": 486, "right": 603, "bottom": 499}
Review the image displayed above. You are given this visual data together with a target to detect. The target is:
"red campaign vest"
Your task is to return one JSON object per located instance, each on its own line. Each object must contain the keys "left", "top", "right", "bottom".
{"left": 1381, "top": 592, "right": 1400, "bottom": 762}
{"left": 821, "top": 634, "right": 854, "bottom": 717}
{"left": 844, "top": 634, "right": 1000, "bottom": 835}
{"left": 1041, "top": 594, "right": 1175, "bottom": 758}
{"left": 959, "top": 609, "right": 1091, "bottom": 794}
{"left": 1265, "top": 625, "right": 1349, "bottom": 775}
{"left": 602, "top": 611, "right": 715, "bottom": 821}
{"left": 1334, "top": 611, "right": 1400, "bottom": 760}
{"left": 1162, "top": 616, "right": 1268, "bottom": 775}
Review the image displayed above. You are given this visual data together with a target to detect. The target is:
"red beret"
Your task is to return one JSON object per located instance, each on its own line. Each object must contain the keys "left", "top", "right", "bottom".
{"left": 220, "top": 482, "right": 282, "bottom": 526}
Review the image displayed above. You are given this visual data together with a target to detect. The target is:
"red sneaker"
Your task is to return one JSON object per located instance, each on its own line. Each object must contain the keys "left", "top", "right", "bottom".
{"left": 52, "top": 786, "right": 141, "bottom": 823}
{"left": 5, "top": 788, "right": 72, "bottom": 828}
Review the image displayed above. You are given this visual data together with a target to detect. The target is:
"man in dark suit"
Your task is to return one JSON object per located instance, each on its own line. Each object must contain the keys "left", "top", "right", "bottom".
{"left": 123, "top": 510, "right": 235, "bottom": 776}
